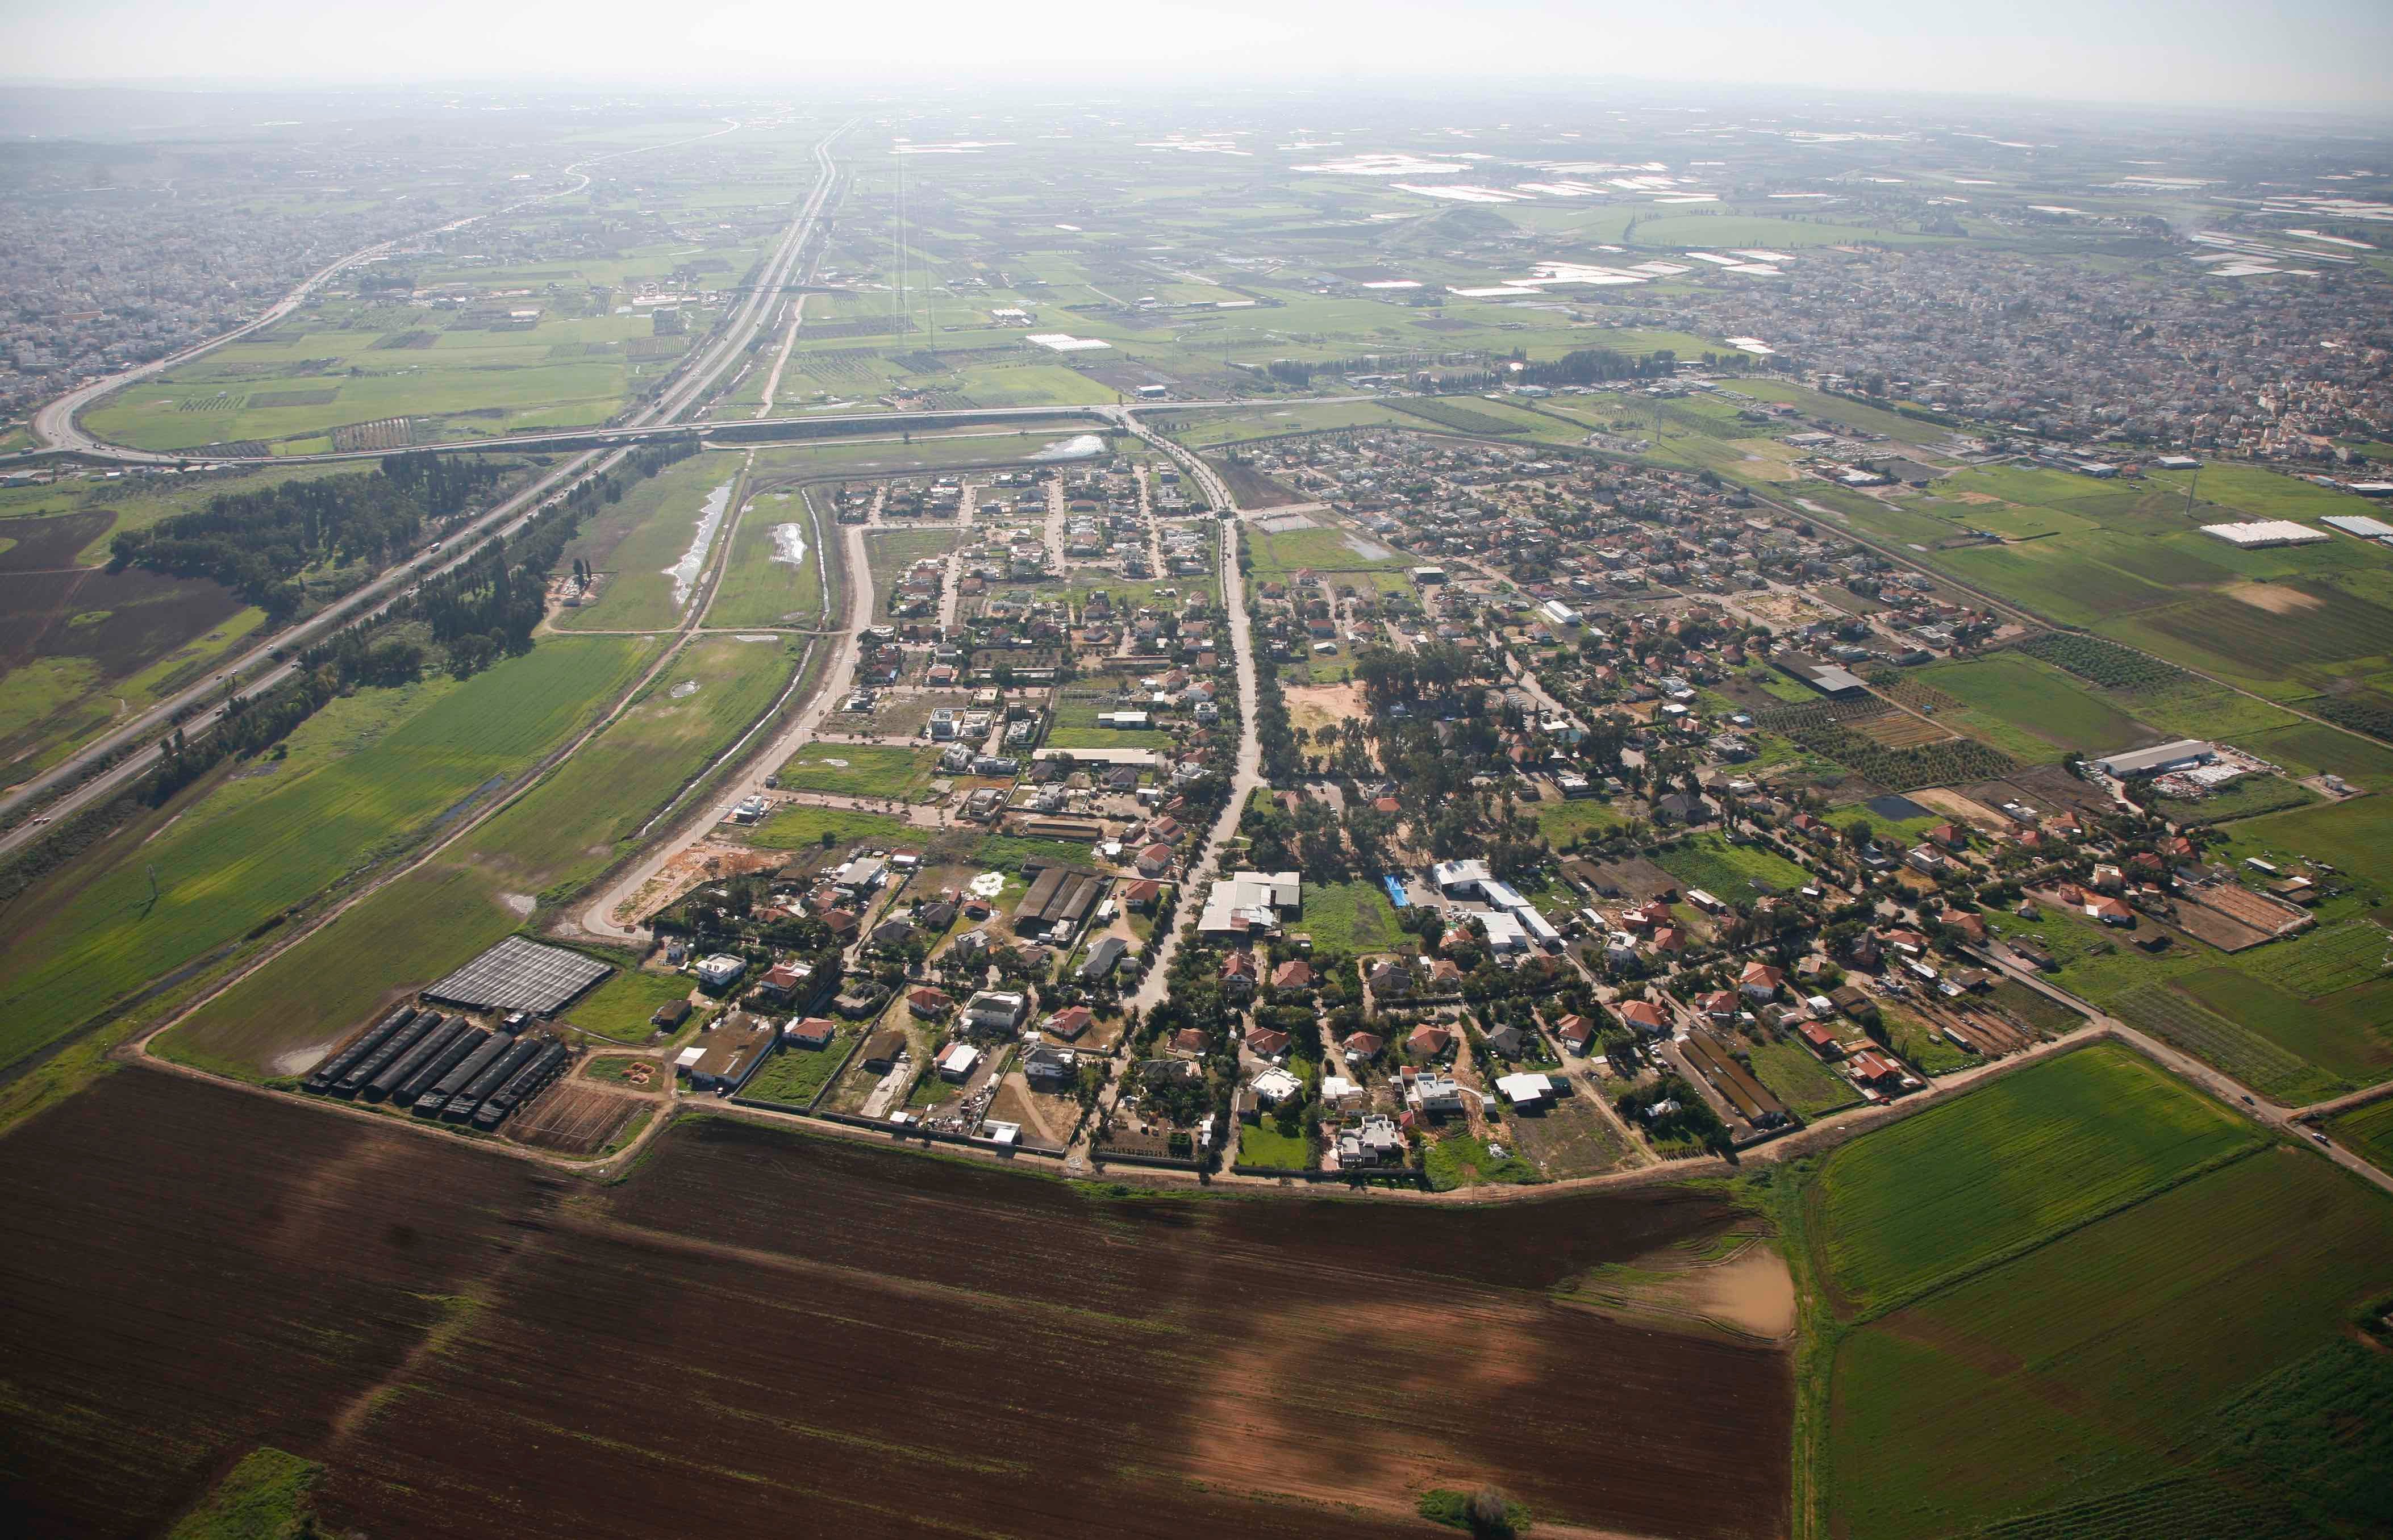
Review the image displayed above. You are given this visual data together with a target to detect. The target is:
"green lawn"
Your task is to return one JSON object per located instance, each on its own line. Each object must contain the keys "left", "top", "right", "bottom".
{"left": 1245, "top": 523, "right": 1410, "bottom": 583}
{"left": 1533, "top": 798, "right": 1627, "bottom": 846}
{"left": 1652, "top": 833, "right": 1813, "bottom": 900}
{"left": 0, "top": 636, "right": 649, "bottom": 1076}
{"left": 737, "top": 1035, "right": 849, "bottom": 1108}
{"left": 772, "top": 744, "right": 944, "bottom": 800}
{"left": 1809, "top": 1044, "right": 2259, "bottom": 1314}
{"left": 1747, "top": 1038, "right": 1861, "bottom": 1118}
{"left": 1235, "top": 1119, "right": 1312, "bottom": 1170}
{"left": 1295, "top": 879, "right": 1402, "bottom": 954}
{"left": 564, "top": 966, "right": 695, "bottom": 1042}
{"left": 748, "top": 804, "right": 918, "bottom": 852}
{"left": 1423, "top": 1132, "right": 1535, "bottom": 1191}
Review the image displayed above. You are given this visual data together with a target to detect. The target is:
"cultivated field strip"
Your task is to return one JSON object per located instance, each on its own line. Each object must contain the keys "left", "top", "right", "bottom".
{"left": 323, "top": 1117, "right": 1790, "bottom": 1540}
{"left": 1811, "top": 1045, "right": 2260, "bottom": 1316}
{"left": 2108, "top": 983, "right": 2350, "bottom": 1106}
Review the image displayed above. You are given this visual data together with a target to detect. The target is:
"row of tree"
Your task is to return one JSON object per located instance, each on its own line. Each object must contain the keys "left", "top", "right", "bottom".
{"left": 109, "top": 454, "right": 505, "bottom": 621}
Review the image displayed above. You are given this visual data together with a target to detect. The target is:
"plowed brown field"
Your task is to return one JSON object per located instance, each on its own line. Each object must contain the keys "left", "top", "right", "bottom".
{"left": 0, "top": 1078, "right": 1791, "bottom": 1540}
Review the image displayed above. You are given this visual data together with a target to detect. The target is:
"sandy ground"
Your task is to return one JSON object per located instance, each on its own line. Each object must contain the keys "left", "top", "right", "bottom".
{"left": 1285, "top": 679, "right": 1368, "bottom": 738}
{"left": 1912, "top": 786, "right": 2011, "bottom": 829}
{"left": 2228, "top": 581, "right": 2324, "bottom": 615}
{"left": 611, "top": 840, "right": 785, "bottom": 929}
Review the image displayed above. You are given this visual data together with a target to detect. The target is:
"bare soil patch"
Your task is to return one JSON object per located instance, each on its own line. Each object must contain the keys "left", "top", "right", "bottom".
{"left": 505, "top": 1083, "right": 640, "bottom": 1155}
{"left": 2227, "top": 581, "right": 2325, "bottom": 616}
{"left": 0, "top": 1071, "right": 556, "bottom": 1538}
{"left": 1285, "top": 679, "right": 1367, "bottom": 737}
{"left": 3, "top": 1081, "right": 1791, "bottom": 1540}
{"left": 1910, "top": 786, "right": 2011, "bottom": 830}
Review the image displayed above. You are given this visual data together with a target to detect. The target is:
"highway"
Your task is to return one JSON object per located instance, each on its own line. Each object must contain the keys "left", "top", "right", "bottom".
{"left": 28, "top": 119, "right": 745, "bottom": 461}
{"left": 0, "top": 126, "right": 848, "bottom": 850}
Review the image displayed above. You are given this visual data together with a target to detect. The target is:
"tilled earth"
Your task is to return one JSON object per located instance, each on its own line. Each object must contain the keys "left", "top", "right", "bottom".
{"left": 0, "top": 1075, "right": 1792, "bottom": 1540}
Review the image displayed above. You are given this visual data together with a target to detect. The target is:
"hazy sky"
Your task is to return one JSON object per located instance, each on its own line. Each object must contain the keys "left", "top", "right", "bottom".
{"left": 7, "top": 0, "right": 2391, "bottom": 114}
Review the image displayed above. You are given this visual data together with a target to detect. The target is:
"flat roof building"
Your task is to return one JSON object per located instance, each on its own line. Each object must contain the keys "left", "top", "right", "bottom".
{"left": 2095, "top": 738, "right": 2217, "bottom": 777}
{"left": 2200, "top": 520, "right": 2329, "bottom": 548}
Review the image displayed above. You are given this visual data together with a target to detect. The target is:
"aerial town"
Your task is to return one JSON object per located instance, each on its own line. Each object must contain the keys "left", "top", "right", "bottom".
{"left": 2, "top": 49, "right": 2390, "bottom": 1540}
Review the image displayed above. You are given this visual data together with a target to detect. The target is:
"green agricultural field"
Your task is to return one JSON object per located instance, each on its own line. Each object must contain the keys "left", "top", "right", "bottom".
{"left": 1808, "top": 1044, "right": 2258, "bottom": 1314}
{"left": 161, "top": 635, "right": 796, "bottom": 1079}
{"left": 564, "top": 966, "right": 696, "bottom": 1042}
{"left": 2104, "top": 578, "right": 2393, "bottom": 699}
{"left": 2154, "top": 773, "right": 2317, "bottom": 826}
{"left": 2123, "top": 676, "right": 2303, "bottom": 743}
{"left": 1294, "top": 879, "right": 1402, "bottom": 954}
{"left": 2170, "top": 967, "right": 2393, "bottom": 1087}
{"left": 708, "top": 489, "right": 823, "bottom": 627}
{"left": 2207, "top": 792, "right": 2393, "bottom": 896}
{"left": 1917, "top": 652, "right": 2158, "bottom": 759}
{"left": 747, "top": 803, "right": 917, "bottom": 852}
{"left": 78, "top": 301, "right": 668, "bottom": 453}
{"left": 1160, "top": 400, "right": 1414, "bottom": 449}
{"left": 1747, "top": 1038, "right": 1861, "bottom": 1119}
{"left": 0, "top": 636, "right": 650, "bottom": 1076}
{"left": 1652, "top": 833, "right": 1812, "bottom": 900}
{"left": 2235, "top": 720, "right": 2393, "bottom": 788}
{"left": 1822, "top": 1150, "right": 2393, "bottom": 1540}
{"left": 2325, "top": 1097, "right": 2393, "bottom": 1173}
{"left": 771, "top": 744, "right": 943, "bottom": 800}
{"left": 555, "top": 453, "right": 746, "bottom": 632}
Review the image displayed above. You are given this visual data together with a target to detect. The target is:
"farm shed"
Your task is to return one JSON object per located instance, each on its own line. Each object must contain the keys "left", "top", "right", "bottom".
{"left": 681, "top": 1015, "right": 778, "bottom": 1095}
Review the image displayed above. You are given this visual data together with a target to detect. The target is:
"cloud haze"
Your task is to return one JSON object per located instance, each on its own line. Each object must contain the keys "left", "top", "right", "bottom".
{"left": 5, "top": 0, "right": 2390, "bottom": 114}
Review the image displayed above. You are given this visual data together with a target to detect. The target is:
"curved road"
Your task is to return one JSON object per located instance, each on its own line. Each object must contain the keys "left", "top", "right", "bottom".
{"left": 30, "top": 119, "right": 744, "bottom": 460}
{"left": 1, "top": 126, "right": 848, "bottom": 848}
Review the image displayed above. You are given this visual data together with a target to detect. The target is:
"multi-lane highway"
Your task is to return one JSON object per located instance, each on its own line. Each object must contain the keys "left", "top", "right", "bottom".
{"left": 0, "top": 126, "right": 849, "bottom": 848}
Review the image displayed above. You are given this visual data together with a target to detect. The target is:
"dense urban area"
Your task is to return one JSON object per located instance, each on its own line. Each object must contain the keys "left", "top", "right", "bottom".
{"left": 2, "top": 76, "right": 2391, "bottom": 1540}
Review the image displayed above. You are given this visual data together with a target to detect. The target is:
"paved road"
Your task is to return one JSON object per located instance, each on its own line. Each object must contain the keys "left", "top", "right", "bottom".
{"left": 1066, "top": 412, "right": 1264, "bottom": 1171}
{"left": 0, "top": 127, "right": 847, "bottom": 847}
{"left": 1974, "top": 941, "right": 2393, "bottom": 1196}
{"left": 579, "top": 482, "right": 868, "bottom": 940}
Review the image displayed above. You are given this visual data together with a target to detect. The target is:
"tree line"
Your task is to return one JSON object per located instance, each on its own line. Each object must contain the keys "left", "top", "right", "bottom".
{"left": 108, "top": 454, "right": 505, "bottom": 621}
{"left": 405, "top": 435, "right": 698, "bottom": 677}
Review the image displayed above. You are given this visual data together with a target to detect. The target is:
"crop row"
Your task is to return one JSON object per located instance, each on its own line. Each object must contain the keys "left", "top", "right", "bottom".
{"left": 2012, "top": 630, "right": 2185, "bottom": 690}
{"left": 1967, "top": 1475, "right": 2317, "bottom": 1540}
{"left": 1813, "top": 1045, "right": 2257, "bottom": 1315}
{"left": 2108, "top": 983, "right": 2348, "bottom": 1104}
{"left": 2245, "top": 920, "right": 2391, "bottom": 998}
{"left": 1390, "top": 398, "right": 1532, "bottom": 435}
{"left": 1790, "top": 720, "right": 2017, "bottom": 792}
